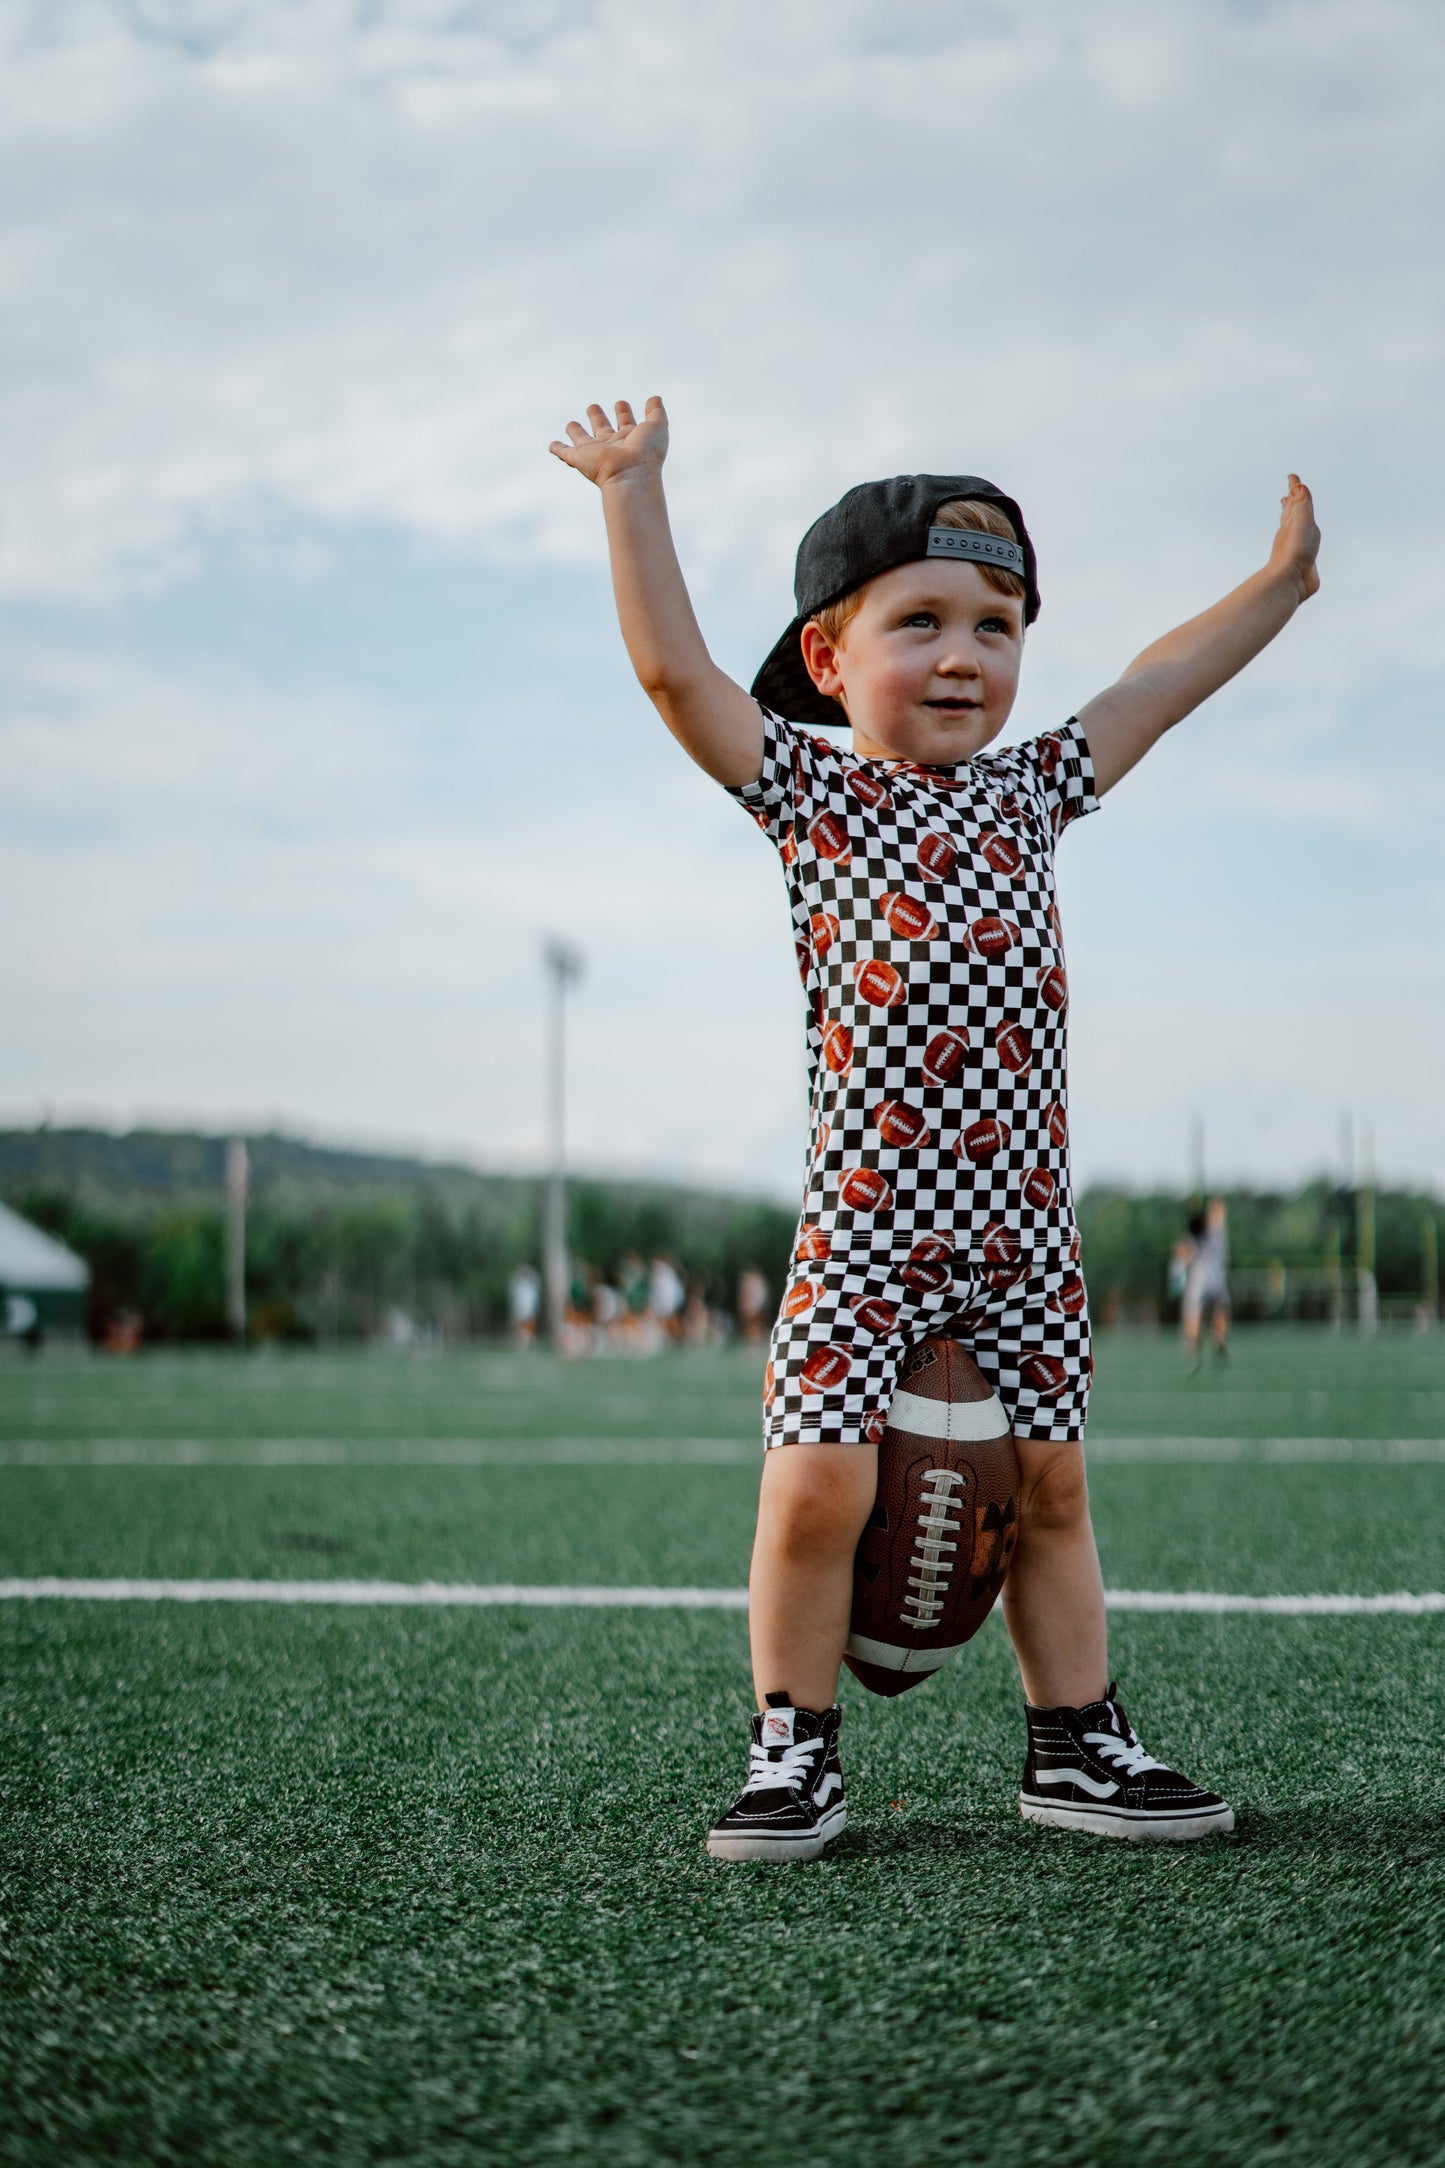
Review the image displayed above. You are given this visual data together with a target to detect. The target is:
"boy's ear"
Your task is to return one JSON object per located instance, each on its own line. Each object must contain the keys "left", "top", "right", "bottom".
{"left": 799, "top": 621, "right": 845, "bottom": 700}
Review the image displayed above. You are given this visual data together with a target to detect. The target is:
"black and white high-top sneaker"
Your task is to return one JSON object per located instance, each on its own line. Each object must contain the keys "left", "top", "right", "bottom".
{"left": 706, "top": 1698, "right": 846, "bottom": 1862}
{"left": 1020, "top": 1685, "right": 1234, "bottom": 1841}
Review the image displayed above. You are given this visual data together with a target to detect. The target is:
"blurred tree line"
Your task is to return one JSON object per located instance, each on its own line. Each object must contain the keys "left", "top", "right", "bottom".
{"left": 1078, "top": 1180, "right": 1442, "bottom": 1325}
{"left": 1, "top": 1129, "right": 797, "bottom": 1344}
{"left": 2, "top": 1129, "right": 1440, "bottom": 1344}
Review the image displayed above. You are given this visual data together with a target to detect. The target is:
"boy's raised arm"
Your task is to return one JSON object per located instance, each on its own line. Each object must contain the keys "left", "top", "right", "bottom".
{"left": 550, "top": 398, "right": 764, "bottom": 787}
{"left": 1076, "top": 476, "right": 1321, "bottom": 797}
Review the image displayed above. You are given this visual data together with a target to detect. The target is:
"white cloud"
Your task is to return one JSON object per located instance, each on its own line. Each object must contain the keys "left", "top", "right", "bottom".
{"left": 3, "top": 0, "right": 1444, "bottom": 1194}
{"left": 1, "top": 0, "right": 1442, "bottom": 628}
{"left": 0, "top": 639, "right": 812, "bottom": 1188}
{"left": 7, "top": 619, "right": 1443, "bottom": 1198}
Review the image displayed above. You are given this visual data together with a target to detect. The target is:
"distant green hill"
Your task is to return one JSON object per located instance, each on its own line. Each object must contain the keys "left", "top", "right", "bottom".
{"left": 0, "top": 1126, "right": 527, "bottom": 1207}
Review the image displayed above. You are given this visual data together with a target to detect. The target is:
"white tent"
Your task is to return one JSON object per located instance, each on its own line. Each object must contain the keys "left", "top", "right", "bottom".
{"left": 0, "top": 1201, "right": 89, "bottom": 1294}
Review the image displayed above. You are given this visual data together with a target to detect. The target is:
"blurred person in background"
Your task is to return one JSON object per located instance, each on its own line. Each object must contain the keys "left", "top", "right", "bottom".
{"left": 681, "top": 1279, "right": 712, "bottom": 1347}
{"left": 613, "top": 1252, "right": 655, "bottom": 1352}
{"left": 593, "top": 1277, "right": 626, "bottom": 1351}
{"left": 556, "top": 1260, "right": 596, "bottom": 1358}
{"left": 619, "top": 1252, "right": 649, "bottom": 1320}
{"left": 737, "top": 1266, "right": 770, "bottom": 1345}
{"left": 648, "top": 1255, "right": 685, "bottom": 1341}
{"left": 1168, "top": 1229, "right": 1195, "bottom": 1312}
{"left": 508, "top": 1262, "right": 541, "bottom": 1348}
{"left": 1182, "top": 1197, "right": 1231, "bottom": 1370}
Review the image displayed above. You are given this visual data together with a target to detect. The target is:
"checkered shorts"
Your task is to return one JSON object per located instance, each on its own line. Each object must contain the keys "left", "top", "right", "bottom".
{"left": 763, "top": 1252, "right": 1092, "bottom": 1447}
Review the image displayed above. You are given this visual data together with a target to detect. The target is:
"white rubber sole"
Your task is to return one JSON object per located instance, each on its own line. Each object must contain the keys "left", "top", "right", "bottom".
{"left": 706, "top": 1805, "right": 846, "bottom": 1863}
{"left": 1020, "top": 1795, "right": 1235, "bottom": 1842}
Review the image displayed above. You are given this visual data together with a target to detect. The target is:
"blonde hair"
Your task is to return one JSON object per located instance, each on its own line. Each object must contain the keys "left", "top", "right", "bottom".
{"left": 809, "top": 498, "right": 1025, "bottom": 651}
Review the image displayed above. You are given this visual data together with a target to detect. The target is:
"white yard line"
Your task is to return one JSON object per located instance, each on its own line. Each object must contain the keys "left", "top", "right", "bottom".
{"left": 1090, "top": 1436, "right": 1445, "bottom": 1462}
{"left": 2, "top": 1578, "right": 1444, "bottom": 1615}
{"left": 0, "top": 1577, "right": 751, "bottom": 1608}
{"left": 1104, "top": 1590, "right": 1445, "bottom": 1614}
{"left": 3, "top": 1435, "right": 1445, "bottom": 1465}
{"left": 0, "top": 1437, "right": 762, "bottom": 1465}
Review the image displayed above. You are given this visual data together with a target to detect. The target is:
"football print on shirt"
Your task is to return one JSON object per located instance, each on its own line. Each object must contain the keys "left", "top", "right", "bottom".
{"left": 727, "top": 711, "right": 1099, "bottom": 1448}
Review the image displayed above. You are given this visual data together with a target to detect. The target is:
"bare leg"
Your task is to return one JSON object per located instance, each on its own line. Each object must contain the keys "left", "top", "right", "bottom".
{"left": 747, "top": 1444, "right": 878, "bottom": 1711}
{"left": 1181, "top": 1302, "right": 1201, "bottom": 1370}
{"left": 1001, "top": 1439, "right": 1109, "bottom": 1708}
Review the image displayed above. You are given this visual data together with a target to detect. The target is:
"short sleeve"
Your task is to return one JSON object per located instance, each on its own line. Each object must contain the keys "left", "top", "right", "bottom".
{"left": 1013, "top": 716, "right": 1099, "bottom": 839}
{"left": 724, "top": 706, "right": 844, "bottom": 853}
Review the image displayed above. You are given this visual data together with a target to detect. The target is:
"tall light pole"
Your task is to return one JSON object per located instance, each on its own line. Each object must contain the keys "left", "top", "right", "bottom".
{"left": 1188, "top": 1112, "right": 1206, "bottom": 1199}
{"left": 1356, "top": 1120, "right": 1378, "bottom": 1335}
{"left": 225, "top": 1136, "right": 248, "bottom": 1345}
{"left": 543, "top": 938, "right": 584, "bottom": 1350}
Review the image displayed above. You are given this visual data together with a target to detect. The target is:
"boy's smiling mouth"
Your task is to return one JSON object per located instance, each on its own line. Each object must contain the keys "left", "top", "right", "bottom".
{"left": 924, "top": 696, "right": 981, "bottom": 710}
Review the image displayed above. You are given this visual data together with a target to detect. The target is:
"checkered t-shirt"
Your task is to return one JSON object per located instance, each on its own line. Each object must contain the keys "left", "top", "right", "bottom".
{"left": 729, "top": 709, "right": 1098, "bottom": 1283}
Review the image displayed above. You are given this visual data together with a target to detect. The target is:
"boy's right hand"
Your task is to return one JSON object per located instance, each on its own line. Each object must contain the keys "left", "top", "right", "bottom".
{"left": 546, "top": 391, "right": 762, "bottom": 785}
{"left": 549, "top": 397, "right": 668, "bottom": 488}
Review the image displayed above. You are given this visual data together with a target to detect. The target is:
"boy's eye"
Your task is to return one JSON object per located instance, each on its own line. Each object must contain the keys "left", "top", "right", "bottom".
{"left": 900, "top": 612, "right": 938, "bottom": 629}
{"left": 978, "top": 616, "right": 1009, "bottom": 635}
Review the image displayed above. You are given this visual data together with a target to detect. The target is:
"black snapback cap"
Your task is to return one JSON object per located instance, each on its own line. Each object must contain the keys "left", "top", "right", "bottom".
{"left": 750, "top": 473, "right": 1039, "bottom": 729}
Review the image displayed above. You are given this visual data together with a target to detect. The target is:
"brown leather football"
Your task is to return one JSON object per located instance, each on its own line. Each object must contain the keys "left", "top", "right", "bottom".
{"left": 844, "top": 1337, "right": 1021, "bottom": 1696}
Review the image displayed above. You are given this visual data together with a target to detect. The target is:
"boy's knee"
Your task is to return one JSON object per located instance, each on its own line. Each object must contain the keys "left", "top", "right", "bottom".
{"left": 763, "top": 1449, "right": 874, "bottom": 1557}
{"left": 1018, "top": 1445, "right": 1090, "bottom": 1535}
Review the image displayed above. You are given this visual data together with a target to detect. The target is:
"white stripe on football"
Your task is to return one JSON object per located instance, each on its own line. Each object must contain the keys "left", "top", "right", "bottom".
{"left": 886, "top": 1385, "right": 1009, "bottom": 1442}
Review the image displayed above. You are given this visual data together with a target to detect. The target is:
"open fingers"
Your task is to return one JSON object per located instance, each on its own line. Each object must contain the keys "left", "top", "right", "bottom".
{"left": 550, "top": 417, "right": 598, "bottom": 464}
{"left": 615, "top": 395, "right": 667, "bottom": 431}
{"left": 549, "top": 393, "right": 668, "bottom": 466}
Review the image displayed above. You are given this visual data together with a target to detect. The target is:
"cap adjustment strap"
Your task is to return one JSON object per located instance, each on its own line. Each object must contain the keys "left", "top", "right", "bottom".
{"left": 926, "top": 528, "right": 1025, "bottom": 574}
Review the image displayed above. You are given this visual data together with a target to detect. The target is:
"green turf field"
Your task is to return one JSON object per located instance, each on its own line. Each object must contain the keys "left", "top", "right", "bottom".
{"left": 3, "top": 1326, "right": 1444, "bottom": 1446}
{"left": 3, "top": 1333, "right": 1445, "bottom": 2166}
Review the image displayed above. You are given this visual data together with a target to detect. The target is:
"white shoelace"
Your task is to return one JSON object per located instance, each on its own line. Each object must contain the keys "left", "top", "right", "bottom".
{"left": 1082, "top": 1729, "right": 1167, "bottom": 1779}
{"left": 743, "top": 1735, "right": 824, "bottom": 1795}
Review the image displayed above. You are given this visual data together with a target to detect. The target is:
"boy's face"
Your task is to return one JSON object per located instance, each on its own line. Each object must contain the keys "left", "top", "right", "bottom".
{"left": 799, "top": 559, "right": 1024, "bottom": 765}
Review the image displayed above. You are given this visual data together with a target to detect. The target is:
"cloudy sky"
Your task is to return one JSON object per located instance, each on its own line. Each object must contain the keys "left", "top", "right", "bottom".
{"left": 3, "top": 0, "right": 1443, "bottom": 1199}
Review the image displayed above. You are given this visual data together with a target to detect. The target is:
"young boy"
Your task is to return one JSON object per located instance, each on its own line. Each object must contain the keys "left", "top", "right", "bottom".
{"left": 551, "top": 399, "right": 1320, "bottom": 1859}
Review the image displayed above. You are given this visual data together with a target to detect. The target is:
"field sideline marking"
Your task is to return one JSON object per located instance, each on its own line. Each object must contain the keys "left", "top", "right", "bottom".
{"left": 3, "top": 1578, "right": 1445, "bottom": 1615}
{"left": 5, "top": 1435, "right": 1445, "bottom": 1465}
{"left": 0, "top": 1437, "right": 762, "bottom": 1465}
{"left": 0, "top": 1577, "right": 750, "bottom": 1609}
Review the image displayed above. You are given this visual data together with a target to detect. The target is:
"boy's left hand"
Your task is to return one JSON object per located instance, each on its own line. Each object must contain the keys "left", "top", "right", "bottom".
{"left": 1269, "top": 473, "right": 1320, "bottom": 601}
{"left": 1081, "top": 474, "right": 1321, "bottom": 795}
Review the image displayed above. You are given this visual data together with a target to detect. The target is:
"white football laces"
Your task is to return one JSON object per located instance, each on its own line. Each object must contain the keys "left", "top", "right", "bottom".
{"left": 901, "top": 1465, "right": 966, "bottom": 1629}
